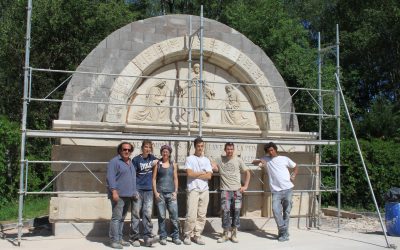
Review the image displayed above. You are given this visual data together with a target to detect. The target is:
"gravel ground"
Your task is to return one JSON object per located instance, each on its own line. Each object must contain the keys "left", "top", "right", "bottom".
{"left": 320, "top": 214, "right": 385, "bottom": 232}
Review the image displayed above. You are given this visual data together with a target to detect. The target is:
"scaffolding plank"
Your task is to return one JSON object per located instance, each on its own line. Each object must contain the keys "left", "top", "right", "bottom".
{"left": 26, "top": 130, "right": 336, "bottom": 145}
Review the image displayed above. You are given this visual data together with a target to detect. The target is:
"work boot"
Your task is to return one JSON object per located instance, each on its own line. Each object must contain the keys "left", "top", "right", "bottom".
{"left": 217, "top": 230, "right": 229, "bottom": 243}
{"left": 231, "top": 227, "right": 239, "bottom": 243}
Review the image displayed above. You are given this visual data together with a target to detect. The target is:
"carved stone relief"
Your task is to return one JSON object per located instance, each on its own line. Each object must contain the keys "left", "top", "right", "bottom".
{"left": 222, "top": 85, "right": 250, "bottom": 126}
{"left": 131, "top": 79, "right": 169, "bottom": 122}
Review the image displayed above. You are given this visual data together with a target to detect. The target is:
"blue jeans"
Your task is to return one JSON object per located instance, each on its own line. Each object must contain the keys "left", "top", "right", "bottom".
{"left": 156, "top": 192, "right": 180, "bottom": 240}
{"left": 220, "top": 190, "right": 242, "bottom": 229}
{"left": 109, "top": 197, "right": 131, "bottom": 242}
{"left": 272, "top": 189, "right": 293, "bottom": 234}
{"left": 130, "top": 190, "right": 154, "bottom": 241}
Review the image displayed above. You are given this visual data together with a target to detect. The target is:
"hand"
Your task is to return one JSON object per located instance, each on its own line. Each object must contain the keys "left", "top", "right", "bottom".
{"left": 211, "top": 162, "right": 219, "bottom": 171}
{"left": 239, "top": 186, "right": 248, "bottom": 193}
{"left": 172, "top": 192, "right": 177, "bottom": 200}
{"left": 112, "top": 192, "right": 119, "bottom": 202}
{"left": 132, "top": 193, "right": 139, "bottom": 201}
{"left": 152, "top": 159, "right": 159, "bottom": 167}
{"left": 154, "top": 192, "right": 161, "bottom": 201}
{"left": 260, "top": 159, "right": 267, "bottom": 166}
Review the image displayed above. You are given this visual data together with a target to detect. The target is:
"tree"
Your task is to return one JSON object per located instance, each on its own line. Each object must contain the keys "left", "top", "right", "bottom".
{"left": 0, "top": 0, "right": 143, "bottom": 206}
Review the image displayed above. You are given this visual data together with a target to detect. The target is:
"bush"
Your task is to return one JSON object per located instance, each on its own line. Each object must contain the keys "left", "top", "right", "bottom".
{"left": 321, "top": 138, "right": 400, "bottom": 209}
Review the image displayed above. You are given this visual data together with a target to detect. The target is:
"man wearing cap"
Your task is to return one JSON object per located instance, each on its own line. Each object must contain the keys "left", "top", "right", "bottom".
{"left": 183, "top": 137, "right": 213, "bottom": 245}
{"left": 212, "top": 142, "right": 250, "bottom": 243}
{"left": 106, "top": 142, "right": 136, "bottom": 249}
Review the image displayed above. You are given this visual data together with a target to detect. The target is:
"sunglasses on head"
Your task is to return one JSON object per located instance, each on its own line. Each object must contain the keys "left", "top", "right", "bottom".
{"left": 122, "top": 148, "right": 133, "bottom": 152}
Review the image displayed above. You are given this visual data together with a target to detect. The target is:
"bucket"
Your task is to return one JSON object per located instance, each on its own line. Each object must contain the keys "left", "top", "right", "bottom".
{"left": 385, "top": 202, "right": 400, "bottom": 236}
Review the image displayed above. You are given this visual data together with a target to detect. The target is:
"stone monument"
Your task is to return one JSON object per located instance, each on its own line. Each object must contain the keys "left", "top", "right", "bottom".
{"left": 50, "top": 14, "right": 318, "bottom": 236}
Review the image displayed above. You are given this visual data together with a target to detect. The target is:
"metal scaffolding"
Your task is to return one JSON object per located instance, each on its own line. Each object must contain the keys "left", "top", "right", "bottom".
{"left": 15, "top": 1, "right": 394, "bottom": 249}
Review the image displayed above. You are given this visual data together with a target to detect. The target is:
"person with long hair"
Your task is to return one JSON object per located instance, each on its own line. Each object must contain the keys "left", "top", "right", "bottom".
{"left": 152, "top": 145, "right": 181, "bottom": 245}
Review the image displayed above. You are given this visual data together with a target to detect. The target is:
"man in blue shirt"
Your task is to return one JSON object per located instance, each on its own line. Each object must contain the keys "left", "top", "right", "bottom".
{"left": 106, "top": 142, "right": 136, "bottom": 249}
{"left": 130, "top": 140, "right": 159, "bottom": 247}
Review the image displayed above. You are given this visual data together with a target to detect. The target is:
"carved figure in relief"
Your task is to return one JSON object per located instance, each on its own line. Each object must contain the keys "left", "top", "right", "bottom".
{"left": 178, "top": 63, "right": 215, "bottom": 123}
{"left": 222, "top": 85, "right": 249, "bottom": 125}
{"left": 134, "top": 80, "right": 169, "bottom": 121}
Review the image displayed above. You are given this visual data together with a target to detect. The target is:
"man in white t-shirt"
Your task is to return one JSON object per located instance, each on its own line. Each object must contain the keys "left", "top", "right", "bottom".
{"left": 253, "top": 142, "right": 298, "bottom": 242}
{"left": 183, "top": 137, "right": 213, "bottom": 245}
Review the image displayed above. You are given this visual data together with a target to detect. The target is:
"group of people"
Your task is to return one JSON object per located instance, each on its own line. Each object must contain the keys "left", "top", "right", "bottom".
{"left": 106, "top": 138, "right": 297, "bottom": 249}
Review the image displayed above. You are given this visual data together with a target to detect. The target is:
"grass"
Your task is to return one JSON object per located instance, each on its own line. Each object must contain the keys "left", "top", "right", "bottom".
{"left": 0, "top": 196, "right": 50, "bottom": 222}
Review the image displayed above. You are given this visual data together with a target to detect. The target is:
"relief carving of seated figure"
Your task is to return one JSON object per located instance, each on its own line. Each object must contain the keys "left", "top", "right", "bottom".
{"left": 222, "top": 85, "right": 249, "bottom": 125}
{"left": 134, "top": 80, "right": 169, "bottom": 122}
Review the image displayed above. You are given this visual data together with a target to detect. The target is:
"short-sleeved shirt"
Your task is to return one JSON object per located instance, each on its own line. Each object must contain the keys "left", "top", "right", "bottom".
{"left": 185, "top": 155, "right": 213, "bottom": 191}
{"left": 133, "top": 154, "right": 157, "bottom": 191}
{"left": 216, "top": 156, "right": 249, "bottom": 191}
{"left": 261, "top": 155, "right": 296, "bottom": 192}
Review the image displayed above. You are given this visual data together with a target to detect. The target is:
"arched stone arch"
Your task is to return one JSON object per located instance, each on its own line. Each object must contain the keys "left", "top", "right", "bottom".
{"left": 59, "top": 15, "right": 298, "bottom": 132}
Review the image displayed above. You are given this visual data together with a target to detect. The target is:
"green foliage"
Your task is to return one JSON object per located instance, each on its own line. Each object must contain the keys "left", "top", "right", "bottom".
{"left": 356, "top": 98, "right": 400, "bottom": 140}
{"left": 0, "top": 116, "right": 20, "bottom": 207}
{"left": 0, "top": 0, "right": 142, "bottom": 211}
{"left": 0, "top": 196, "right": 50, "bottom": 221}
{"left": 220, "top": 0, "right": 338, "bottom": 136}
{"left": 322, "top": 139, "right": 400, "bottom": 209}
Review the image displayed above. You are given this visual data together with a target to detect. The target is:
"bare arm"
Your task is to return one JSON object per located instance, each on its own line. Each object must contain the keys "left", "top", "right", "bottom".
{"left": 111, "top": 189, "right": 119, "bottom": 202}
{"left": 290, "top": 164, "right": 298, "bottom": 182}
{"left": 152, "top": 164, "right": 160, "bottom": 200}
{"left": 173, "top": 163, "right": 179, "bottom": 199}
{"left": 211, "top": 161, "right": 219, "bottom": 172}
{"left": 186, "top": 169, "right": 212, "bottom": 180}
{"left": 240, "top": 170, "right": 251, "bottom": 193}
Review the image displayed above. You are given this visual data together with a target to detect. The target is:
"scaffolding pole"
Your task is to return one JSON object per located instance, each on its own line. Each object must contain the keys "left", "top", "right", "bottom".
{"left": 335, "top": 73, "right": 395, "bottom": 249}
{"left": 17, "top": 0, "right": 33, "bottom": 246}
{"left": 335, "top": 23, "right": 342, "bottom": 232}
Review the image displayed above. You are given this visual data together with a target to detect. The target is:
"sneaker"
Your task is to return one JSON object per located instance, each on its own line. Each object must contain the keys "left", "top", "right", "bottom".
{"left": 144, "top": 236, "right": 159, "bottom": 247}
{"left": 110, "top": 241, "right": 123, "bottom": 249}
{"left": 119, "top": 240, "right": 130, "bottom": 247}
{"left": 183, "top": 235, "right": 191, "bottom": 245}
{"left": 172, "top": 238, "right": 182, "bottom": 245}
{"left": 278, "top": 233, "right": 289, "bottom": 242}
{"left": 159, "top": 239, "right": 167, "bottom": 245}
{"left": 144, "top": 238, "right": 152, "bottom": 247}
{"left": 131, "top": 240, "right": 140, "bottom": 247}
{"left": 193, "top": 236, "right": 205, "bottom": 245}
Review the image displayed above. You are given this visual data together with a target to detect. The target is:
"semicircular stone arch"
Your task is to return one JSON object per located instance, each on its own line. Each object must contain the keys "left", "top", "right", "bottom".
{"left": 59, "top": 15, "right": 298, "bottom": 134}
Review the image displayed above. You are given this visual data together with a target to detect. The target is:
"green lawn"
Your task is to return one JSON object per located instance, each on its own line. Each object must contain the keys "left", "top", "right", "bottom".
{"left": 0, "top": 196, "right": 50, "bottom": 222}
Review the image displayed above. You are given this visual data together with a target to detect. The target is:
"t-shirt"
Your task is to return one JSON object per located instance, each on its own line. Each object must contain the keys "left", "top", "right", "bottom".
{"left": 216, "top": 156, "right": 249, "bottom": 191}
{"left": 261, "top": 155, "right": 296, "bottom": 192}
{"left": 185, "top": 155, "right": 213, "bottom": 191}
{"left": 133, "top": 154, "right": 157, "bottom": 191}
